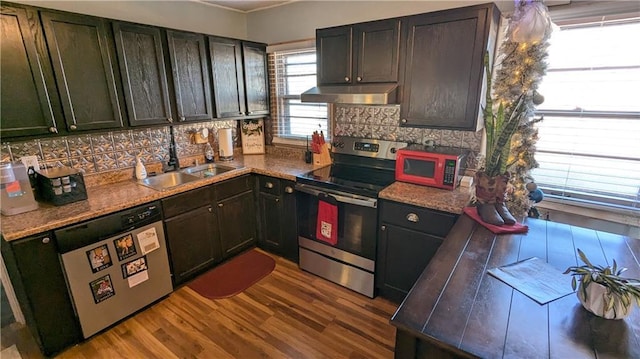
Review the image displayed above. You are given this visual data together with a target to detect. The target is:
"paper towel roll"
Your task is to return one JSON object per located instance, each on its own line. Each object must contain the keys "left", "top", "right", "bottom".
{"left": 218, "top": 128, "right": 234, "bottom": 161}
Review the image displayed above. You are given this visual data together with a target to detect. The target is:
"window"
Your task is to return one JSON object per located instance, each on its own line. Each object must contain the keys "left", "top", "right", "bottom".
{"left": 272, "top": 49, "right": 328, "bottom": 143}
{"left": 532, "top": 17, "right": 640, "bottom": 212}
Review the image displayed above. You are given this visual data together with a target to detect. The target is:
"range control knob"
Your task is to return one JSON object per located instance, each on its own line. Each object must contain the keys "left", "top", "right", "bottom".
{"left": 333, "top": 141, "right": 344, "bottom": 149}
{"left": 390, "top": 147, "right": 397, "bottom": 154}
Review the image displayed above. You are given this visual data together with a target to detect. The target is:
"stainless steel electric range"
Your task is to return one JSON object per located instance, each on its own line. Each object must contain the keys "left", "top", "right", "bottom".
{"left": 295, "top": 136, "right": 407, "bottom": 297}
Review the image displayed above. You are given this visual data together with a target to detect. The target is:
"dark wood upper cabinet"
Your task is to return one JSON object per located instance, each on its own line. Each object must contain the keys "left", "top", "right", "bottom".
{"left": 40, "top": 11, "right": 125, "bottom": 132}
{"left": 399, "top": 4, "right": 499, "bottom": 130}
{"left": 0, "top": 4, "right": 62, "bottom": 138}
{"left": 241, "top": 41, "right": 270, "bottom": 117}
{"left": 166, "top": 30, "right": 213, "bottom": 122}
{"left": 113, "top": 22, "right": 173, "bottom": 126}
{"left": 209, "top": 36, "right": 246, "bottom": 118}
{"left": 317, "top": 19, "right": 400, "bottom": 85}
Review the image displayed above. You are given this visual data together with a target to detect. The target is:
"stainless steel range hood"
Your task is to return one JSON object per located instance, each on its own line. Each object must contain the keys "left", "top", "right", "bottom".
{"left": 301, "top": 84, "right": 398, "bottom": 105}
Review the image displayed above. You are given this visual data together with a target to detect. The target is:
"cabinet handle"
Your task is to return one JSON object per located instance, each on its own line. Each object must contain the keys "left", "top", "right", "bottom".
{"left": 284, "top": 186, "right": 294, "bottom": 194}
{"left": 356, "top": 76, "right": 362, "bottom": 82}
{"left": 247, "top": 111, "right": 253, "bottom": 115}
{"left": 168, "top": 117, "right": 173, "bottom": 123}
{"left": 218, "top": 203, "right": 223, "bottom": 208}
{"left": 239, "top": 112, "right": 244, "bottom": 115}
{"left": 208, "top": 206, "right": 213, "bottom": 213}
{"left": 180, "top": 116, "right": 185, "bottom": 121}
{"left": 275, "top": 198, "right": 280, "bottom": 203}
{"left": 265, "top": 182, "right": 274, "bottom": 189}
{"left": 381, "top": 225, "right": 386, "bottom": 231}
{"left": 42, "top": 237, "right": 50, "bottom": 244}
{"left": 344, "top": 76, "right": 350, "bottom": 82}
{"left": 401, "top": 118, "right": 407, "bottom": 124}
{"left": 69, "top": 124, "right": 77, "bottom": 131}
{"left": 406, "top": 213, "right": 419, "bottom": 223}
{"left": 49, "top": 127, "right": 58, "bottom": 134}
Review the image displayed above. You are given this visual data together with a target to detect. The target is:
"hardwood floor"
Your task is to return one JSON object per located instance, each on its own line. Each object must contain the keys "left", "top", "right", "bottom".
{"left": 1, "top": 250, "right": 399, "bottom": 358}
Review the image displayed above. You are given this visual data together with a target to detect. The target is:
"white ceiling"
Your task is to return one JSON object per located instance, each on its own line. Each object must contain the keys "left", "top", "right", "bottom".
{"left": 197, "top": 0, "right": 293, "bottom": 13}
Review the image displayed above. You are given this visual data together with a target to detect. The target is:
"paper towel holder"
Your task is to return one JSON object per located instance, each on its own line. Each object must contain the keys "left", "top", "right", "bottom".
{"left": 218, "top": 127, "right": 234, "bottom": 161}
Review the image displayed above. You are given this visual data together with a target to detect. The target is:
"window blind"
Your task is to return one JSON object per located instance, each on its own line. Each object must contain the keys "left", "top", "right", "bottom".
{"left": 532, "top": 18, "right": 640, "bottom": 211}
{"left": 272, "top": 48, "right": 328, "bottom": 143}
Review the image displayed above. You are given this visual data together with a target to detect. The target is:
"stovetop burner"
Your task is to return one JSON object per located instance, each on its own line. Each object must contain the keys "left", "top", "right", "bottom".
{"left": 296, "top": 137, "right": 408, "bottom": 197}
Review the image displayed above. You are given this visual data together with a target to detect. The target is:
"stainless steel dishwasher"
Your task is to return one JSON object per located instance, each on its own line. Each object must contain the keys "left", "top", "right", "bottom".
{"left": 55, "top": 201, "right": 172, "bottom": 338}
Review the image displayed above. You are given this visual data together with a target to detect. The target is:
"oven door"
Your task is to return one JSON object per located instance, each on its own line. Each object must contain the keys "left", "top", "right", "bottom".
{"left": 295, "top": 183, "right": 378, "bottom": 260}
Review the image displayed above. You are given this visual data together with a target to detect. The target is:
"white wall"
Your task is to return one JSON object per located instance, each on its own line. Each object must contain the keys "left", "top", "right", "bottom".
{"left": 247, "top": 0, "right": 514, "bottom": 45}
{"left": 12, "top": 0, "right": 248, "bottom": 39}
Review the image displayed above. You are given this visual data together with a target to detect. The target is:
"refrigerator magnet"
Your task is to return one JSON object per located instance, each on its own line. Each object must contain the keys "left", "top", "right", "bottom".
{"left": 90, "top": 275, "right": 115, "bottom": 304}
{"left": 86, "top": 244, "right": 112, "bottom": 273}
{"left": 113, "top": 233, "right": 137, "bottom": 261}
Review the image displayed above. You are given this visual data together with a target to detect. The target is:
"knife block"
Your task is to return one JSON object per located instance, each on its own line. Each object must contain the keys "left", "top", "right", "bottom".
{"left": 313, "top": 143, "right": 332, "bottom": 167}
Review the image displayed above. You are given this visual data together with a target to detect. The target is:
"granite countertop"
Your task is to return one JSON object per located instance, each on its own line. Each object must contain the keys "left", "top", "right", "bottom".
{"left": 2, "top": 154, "right": 473, "bottom": 242}
{"left": 379, "top": 181, "right": 473, "bottom": 214}
{"left": 1, "top": 153, "right": 315, "bottom": 242}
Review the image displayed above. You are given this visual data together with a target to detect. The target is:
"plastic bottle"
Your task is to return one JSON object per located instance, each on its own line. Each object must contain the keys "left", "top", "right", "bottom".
{"left": 205, "top": 142, "right": 215, "bottom": 163}
{"left": 135, "top": 156, "right": 147, "bottom": 180}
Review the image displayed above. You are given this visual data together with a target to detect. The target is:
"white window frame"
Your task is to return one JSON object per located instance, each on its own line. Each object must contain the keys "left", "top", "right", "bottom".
{"left": 269, "top": 42, "right": 329, "bottom": 146}
{"left": 532, "top": 11, "right": 640, "bottom": 215}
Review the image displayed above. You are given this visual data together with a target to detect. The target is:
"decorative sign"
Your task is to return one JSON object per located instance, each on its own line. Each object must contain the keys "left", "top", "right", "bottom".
{"left": 241, "top": 119, "right": 265, "bottom": 155}
{"left": 137, "top": 227, "right": 160, "bottom": 255}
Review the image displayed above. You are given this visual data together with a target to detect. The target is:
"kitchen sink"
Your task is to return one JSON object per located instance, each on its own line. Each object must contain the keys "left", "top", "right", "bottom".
{"left": 137, "top": 171, "right": 201, "bottom": 191}
{"left": 180, "top": 163, "right": 238, "bottom": 178}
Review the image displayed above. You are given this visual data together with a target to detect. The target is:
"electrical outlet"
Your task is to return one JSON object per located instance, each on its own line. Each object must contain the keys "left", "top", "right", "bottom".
{"left": 20, "top": 155, "right": 40, "bottom": 171}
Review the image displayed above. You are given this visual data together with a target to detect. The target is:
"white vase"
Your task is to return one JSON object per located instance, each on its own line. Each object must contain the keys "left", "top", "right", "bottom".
{"left": 577, "top": 281, "right": 633, "bottom": 320}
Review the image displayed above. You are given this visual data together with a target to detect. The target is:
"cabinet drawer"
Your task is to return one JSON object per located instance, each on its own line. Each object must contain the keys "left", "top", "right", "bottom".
{"left": 216, "top": 175, "right": 253, "bottom": 200}
{"left": 258, "top": 176, "right": 280, "bottom": 195}
{"left": 161, "top": 186, "right": 212, "bottom": 218}
{"left": 380, "top": 201, "right": 457, "bottom": 238}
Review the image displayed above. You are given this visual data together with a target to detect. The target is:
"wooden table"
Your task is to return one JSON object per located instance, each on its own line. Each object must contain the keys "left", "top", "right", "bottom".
{"left": 391, "top": 215, "right": 640, "bottom": 358}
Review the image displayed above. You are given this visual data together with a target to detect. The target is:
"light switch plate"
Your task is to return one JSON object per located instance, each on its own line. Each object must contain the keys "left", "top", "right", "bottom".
{"left": 20, "top": 155, "right": 40, "bottom": 171}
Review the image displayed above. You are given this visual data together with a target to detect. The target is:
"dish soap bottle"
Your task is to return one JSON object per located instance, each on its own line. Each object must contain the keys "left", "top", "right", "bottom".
{"left": 204, "top": 142, "right": 215, "bottom": 163}
{"left": 135, "top": 156, "right": 147, "bottom": 180}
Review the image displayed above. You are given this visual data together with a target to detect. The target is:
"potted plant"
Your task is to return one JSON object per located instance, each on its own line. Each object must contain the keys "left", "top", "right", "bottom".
{"left": 563, "top": 248, "right": 640, "bottom": 320}
{"left": 475, "top": 53, "right": 527, "bottom": 225}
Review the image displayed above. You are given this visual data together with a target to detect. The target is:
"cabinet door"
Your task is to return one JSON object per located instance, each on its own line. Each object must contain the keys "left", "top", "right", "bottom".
{"left": 41, "top": 11, "right": 124, "bottom": 132}
{"left": 0, "top": 5, "right": 61, "bottom": 138}
{"left": 242, "top": 42, "right": 269, "bottom": 116}
{"left": 166, "top": 30, "right": 213, "bottom": 122}
{"left": 376, "top": 223, "right": 443, "bottom": 303}
{"left": 400, "top": 6, "right": 490, "bottom": 130}
{"left": 217, "top": 190, "right": 257, "bottom": 258}
{"left": 354, "top": 19, "right": 401, "bottom": 83}
{"left": 164, "top": 205, "right": 220, "bottom": 285}
{"left": 1, "top": 233, "right": 81, "bottom": 355}
{"left": 316, "top": 26, "right": 352, "bottom": 85}
{"left": 113, "top": 22, "right": 172, "bottom": 126}
{"left": 209, "top": 36, "right": 246, "bottom": 118}
{"left": 258, "top": 191, "right": 283, "bottom": 252}
{"left": 280, "top": 180, "right": 298, "bottom": 263}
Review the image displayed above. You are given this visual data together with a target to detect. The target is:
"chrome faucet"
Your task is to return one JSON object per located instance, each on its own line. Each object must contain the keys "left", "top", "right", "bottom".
{"left": 165, "top": 126, "right": 180, "bottom": 172}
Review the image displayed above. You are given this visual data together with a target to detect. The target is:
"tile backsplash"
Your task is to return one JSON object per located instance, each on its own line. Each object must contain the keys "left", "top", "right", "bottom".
{"left": 1, "top": 120, "right": 238, "bottom": 174}
{"left": 333, "top": 104, "right": 482, "bottom": 150}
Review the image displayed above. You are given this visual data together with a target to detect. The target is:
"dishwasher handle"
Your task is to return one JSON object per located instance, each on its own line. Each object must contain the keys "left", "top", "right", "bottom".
{"left": 295, "top": 183, "right": 377, "bottom": 208}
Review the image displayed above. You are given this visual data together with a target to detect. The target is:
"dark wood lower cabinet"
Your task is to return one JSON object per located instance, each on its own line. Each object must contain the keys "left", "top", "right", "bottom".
{"left": 256, "top": 176, "right": 298, "bottom": 263}
{"left": 376, "top": 200, "right": 457, "bottom": 303}
{"left": 1, "top": 233, "right": 81, "bottom": 356}
{"left": 164, "top": 205, "right": 220, "bottom": 285}
{"left": 218, "top": 190, "right": 257, "bottom": 258}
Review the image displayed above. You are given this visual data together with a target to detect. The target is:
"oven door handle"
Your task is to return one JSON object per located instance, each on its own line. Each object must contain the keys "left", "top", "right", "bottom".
{"left": 295, "top": 183, "right": 377, "bottom": 208}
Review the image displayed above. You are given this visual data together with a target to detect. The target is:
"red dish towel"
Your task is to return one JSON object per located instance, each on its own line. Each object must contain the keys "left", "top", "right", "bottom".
{"left": 316, "top": 199, "right": 338, "bottom": 245}
{"left": 463, "top": 206, "right": 529, "bottom": 234}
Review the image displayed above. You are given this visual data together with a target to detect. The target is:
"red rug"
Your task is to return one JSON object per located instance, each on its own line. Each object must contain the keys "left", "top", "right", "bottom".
{"left": 188, "top": 249, "right": 275, "bottom": 299}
